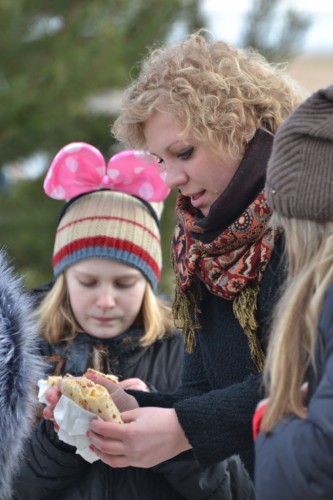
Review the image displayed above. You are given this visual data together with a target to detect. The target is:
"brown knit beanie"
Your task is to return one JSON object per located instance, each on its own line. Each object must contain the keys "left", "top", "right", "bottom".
{"left": 266, "top": 84, "right": 333, "bottom": 220}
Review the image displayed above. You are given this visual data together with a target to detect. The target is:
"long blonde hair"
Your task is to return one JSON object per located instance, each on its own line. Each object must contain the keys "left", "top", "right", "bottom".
{"left": 262, "top": 214, "right": 333, "bottom": 432}
{"left": 113, "top": 31, "right": 307, "bottom": 159}
{"left": 37, "top": 273, "right": 175, "bottom": 347}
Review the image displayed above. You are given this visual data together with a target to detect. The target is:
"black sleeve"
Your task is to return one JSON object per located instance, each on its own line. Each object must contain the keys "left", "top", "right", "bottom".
{"left": 154, "top": 454, "right": 255, "bottom": 500}
{"left": 13, "top": 420, "right": 88, "bottom": 500}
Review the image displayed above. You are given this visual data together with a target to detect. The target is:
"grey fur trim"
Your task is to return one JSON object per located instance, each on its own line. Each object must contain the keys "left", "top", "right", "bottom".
{"left": 0, "top": 250, "right": 44, "bottom": 500}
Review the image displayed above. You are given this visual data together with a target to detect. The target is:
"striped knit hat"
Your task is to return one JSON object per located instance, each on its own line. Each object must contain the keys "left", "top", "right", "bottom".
{"left": 53, "top": 190, "right": 163, "bottom": 290}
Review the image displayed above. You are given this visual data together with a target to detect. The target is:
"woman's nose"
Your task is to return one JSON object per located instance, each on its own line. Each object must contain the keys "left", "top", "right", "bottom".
{"left": 164, "top": 163, "right": 187, "bottom": 190}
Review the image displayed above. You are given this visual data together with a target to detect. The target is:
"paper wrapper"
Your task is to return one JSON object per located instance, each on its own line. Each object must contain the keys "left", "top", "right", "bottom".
{"left": 37, "top": 379, "right": 52, "bottom": 405}
{"left": 37, "top": 376, "right": 122, "bottom": 463}
{"left": 54, "top": 395, "right": 101, "bottom": 463}
{"left": 38, "top": 381, "right": 100, "bottom": 462}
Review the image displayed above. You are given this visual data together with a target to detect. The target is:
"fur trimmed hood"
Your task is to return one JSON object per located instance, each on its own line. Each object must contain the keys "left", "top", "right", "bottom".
{"left": 0, "top": 250, "right": 44, "bottom": 500}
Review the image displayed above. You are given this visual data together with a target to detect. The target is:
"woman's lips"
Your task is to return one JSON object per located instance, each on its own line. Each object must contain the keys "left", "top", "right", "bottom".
{"left": 190, "top": 190, "right": 205, "bottom": 208}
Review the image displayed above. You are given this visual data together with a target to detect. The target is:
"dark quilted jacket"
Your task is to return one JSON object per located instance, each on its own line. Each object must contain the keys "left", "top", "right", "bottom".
{"left": 255, "top": 283, "right": 333, "bottom": 499}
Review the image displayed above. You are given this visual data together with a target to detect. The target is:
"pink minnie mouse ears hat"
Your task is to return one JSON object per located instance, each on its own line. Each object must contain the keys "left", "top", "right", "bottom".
{"left": 44, "top": 142, "right": 170, "bottom": 290}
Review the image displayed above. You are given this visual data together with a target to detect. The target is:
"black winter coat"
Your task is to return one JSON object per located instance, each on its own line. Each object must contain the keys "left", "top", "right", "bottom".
{"left": 13, "top": 283, "right": 253, "bottom": 500}
{"left": 255, "top": 283, "right": 333, "bottom": 500}
{"left": 130, "top": 238, "right": 284, "bottom": 480}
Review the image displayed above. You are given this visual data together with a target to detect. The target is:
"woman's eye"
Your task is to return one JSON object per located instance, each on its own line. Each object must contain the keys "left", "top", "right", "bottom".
{"left": 178, "top": 147, "right": 194, "bottom": 160}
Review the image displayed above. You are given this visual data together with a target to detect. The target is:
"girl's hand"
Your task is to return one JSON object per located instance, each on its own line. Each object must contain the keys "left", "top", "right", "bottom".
{"left": 43, "top": 384, "right": 62, "bottom": 431}
{"left": 119, "top": 378, "right": 150, "bottom": 392}
{"left": 87, "top": 407, "right": 191, "bottom": 468}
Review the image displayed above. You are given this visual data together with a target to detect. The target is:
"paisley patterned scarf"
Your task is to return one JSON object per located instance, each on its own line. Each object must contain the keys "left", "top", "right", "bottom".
{"left": 172, "top": 130, "right": 281, "bottom": 371}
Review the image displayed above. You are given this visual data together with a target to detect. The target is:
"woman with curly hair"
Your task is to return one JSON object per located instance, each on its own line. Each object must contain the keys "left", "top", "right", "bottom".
{"left": 45, "top": 31, "right": 307, "bottom": 496}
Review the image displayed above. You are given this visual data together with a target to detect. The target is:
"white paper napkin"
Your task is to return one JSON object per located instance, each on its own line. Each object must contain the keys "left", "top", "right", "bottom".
{"left": 54, "top": 395, "right": 101, "bottom": 463}
{"left": 38, "top": 379, "right": 101, "bottom": 463}
{"left": 37, "top": 379, "right": 51, "bottom": 405}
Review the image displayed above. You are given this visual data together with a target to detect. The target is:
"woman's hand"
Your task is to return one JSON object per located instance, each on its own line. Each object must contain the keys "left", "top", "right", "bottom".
{"left": 119, "top": 378, "right": 150, "bottom": 392}
{"left": 87, "top": 406, "right": 191, "bottom": 468}
{"left": 85, "top": 371, "right": 139, "bottom": 411}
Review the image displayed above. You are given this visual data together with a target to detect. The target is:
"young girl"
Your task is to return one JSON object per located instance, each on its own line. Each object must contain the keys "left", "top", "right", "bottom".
{"left": 254, "top": 85, "right": 333, "bottom": 499}
{"left": 14, "top": 142, "right": 253, "bottom": 500}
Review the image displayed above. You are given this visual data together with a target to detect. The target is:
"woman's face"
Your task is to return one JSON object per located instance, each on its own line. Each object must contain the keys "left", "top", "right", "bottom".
{"left": 143, "top": 111, "right": 240, "bottom": 216}
{"left": 65, "top": 258, "right": 147, "bottom": 339}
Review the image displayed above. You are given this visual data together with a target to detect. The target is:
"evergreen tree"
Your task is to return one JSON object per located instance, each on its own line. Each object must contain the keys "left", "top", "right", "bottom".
{"left": 0, "top": 0, "right": 203, "bottom": 165}
{"left": 0, "top": 0, "right": 203, "bottom": 293}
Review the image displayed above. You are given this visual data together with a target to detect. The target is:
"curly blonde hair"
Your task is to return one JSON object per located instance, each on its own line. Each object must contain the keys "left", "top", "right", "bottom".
{"left": 113, "top": 31, "right": 307, "bottom": 159}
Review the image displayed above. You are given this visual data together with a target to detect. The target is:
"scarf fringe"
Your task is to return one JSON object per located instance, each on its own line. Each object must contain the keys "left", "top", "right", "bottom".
{"left": 172, "top": 279, "right": 201, "bottom": 353}
{"left": 232, "top": 284, "right": 265, "bottom": 372}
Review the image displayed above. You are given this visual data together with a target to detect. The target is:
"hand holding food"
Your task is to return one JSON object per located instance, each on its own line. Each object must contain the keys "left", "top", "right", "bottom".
{"left": 85, "top": 370, "right": 139, "bottom": 412}
{"left": 60, "top": 377, "right": 123, "bottom": 424}
{"left": 39, "top": 370, "right": 121, "bottom": 424}
{"left": 38, "top": 371, "right": 124, "bottom": 462}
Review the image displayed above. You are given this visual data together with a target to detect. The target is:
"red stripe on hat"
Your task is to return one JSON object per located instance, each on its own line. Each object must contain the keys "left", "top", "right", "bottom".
{"left": 53, "top": 236, "right": 160, "bottom": 279}
{"left": 57, "top": 215, "right": 159, "bottom": 243}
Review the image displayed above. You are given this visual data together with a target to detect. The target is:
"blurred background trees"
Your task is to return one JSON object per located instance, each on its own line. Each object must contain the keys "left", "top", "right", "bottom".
{"left": 0, "top": 0, "right": 205, "bottom": 166}
{"left": 239, "top": 0, "right": 311, "bottom": 61}
{"left": 0, "top": 0, "right": 310, "bottom": 295}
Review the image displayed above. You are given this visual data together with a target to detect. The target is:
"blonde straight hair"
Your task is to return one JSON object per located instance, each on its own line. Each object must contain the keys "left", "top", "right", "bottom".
{"left": 37, "top": 274, "right": 175, "bottom": 347}
{"left": 262, "top": 214, "right": 333, "bottom": 432}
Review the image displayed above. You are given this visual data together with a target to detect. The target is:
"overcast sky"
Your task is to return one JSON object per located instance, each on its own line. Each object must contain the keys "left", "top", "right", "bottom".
{"left": 202, "top": 0, "right": 333, "bottom": 54}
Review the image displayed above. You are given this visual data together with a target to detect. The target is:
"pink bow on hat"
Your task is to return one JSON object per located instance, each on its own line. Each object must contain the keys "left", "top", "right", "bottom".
{"left": 44, "top": 142, "right": 170, "bottom": 202}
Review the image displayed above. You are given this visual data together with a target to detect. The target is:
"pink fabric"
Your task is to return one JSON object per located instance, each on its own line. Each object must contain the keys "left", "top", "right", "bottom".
{"left": 44, "top": 142, "right": 170, "bottom": 202}
{"left": 252, "top": 402, "right": 268, "bottom": 440}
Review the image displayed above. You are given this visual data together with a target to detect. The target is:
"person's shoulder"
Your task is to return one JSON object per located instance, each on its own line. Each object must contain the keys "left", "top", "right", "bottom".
{"left": 318, "top": 283, "right": 333, "bottom": 333}
{"left": 162, "top": 327, "right": 184, "bottom": 341}
{"left": 323, "top": 282, "right": 333, "bottom": 303}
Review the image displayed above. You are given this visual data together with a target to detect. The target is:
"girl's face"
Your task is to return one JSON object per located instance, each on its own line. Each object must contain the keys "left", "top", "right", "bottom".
{"left": 65, "top": 258, "right": 147, "bottom": 339}
{"left": 143, "top": 111, "right": 240, "bottom": 216}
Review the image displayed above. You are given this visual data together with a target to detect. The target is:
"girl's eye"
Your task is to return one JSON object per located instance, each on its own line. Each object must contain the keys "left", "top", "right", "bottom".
{"left": 178, "top": 147, "right": 194, "bottom": 160}
{"left": 79, "top": 280, "right": 97, "bottom": 288}
{"left": 116, "top": 281, "right": 136, "bottom": 289}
